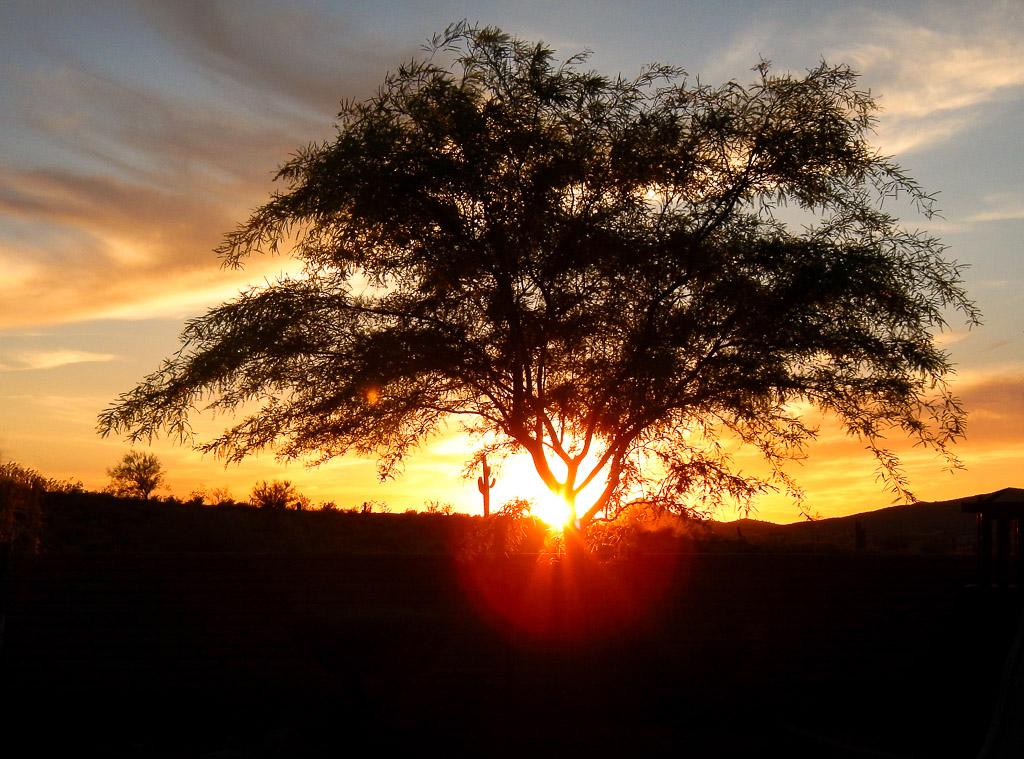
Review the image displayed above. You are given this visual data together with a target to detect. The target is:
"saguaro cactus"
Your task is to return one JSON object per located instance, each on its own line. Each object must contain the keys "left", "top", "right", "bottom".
{"left": 477, "top": 455, "right": 496, "bottom": 517}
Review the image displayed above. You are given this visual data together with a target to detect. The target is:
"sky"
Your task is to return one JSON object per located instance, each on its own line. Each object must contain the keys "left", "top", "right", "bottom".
{"left": 1, "top": 0, "right": 1022, "bottom": 524}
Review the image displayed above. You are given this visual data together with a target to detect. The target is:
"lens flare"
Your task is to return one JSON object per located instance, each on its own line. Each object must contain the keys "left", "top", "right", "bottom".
{"left": 363, "top": 383, "right": 380, "bottom": 405}
{"left": 456, "top": 550, "right": 690, "bottom": 643}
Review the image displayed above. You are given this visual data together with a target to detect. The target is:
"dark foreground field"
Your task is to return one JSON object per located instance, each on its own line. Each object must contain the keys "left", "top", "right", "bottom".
{"left": 2, "top": 547, "right": 1019, "bottom": 758}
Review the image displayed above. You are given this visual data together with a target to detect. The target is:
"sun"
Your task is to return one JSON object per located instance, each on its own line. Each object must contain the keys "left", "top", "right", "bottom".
{"left": 484, "top": 453, "right": 575, "bottom": 527}
{"left": 482, "top": 450, "right": 611, "bottom": 529}
{"left": 530, "top": 491, "right": 573, "bottom": 529}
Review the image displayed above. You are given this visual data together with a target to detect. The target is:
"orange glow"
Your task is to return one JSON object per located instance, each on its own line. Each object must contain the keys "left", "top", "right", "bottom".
{"left": 456, "top": 550, "right": 689, "bottom": 643}
{"left": 488, "top": 448, "right": 612, "bottom": 524}
{"left": 363, "top": 384, "right": 380, "bottom": 405}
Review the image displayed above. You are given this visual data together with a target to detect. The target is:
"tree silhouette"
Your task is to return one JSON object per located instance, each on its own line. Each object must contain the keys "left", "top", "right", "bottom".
{"left": 106, "top": 451, "right": 166, "bottom": 500}
{"left": 0, "top": 460, "right": 46, "bottom": 558}
{"left": 249, "top": 479, "right": 307, "bottom": 510}
{"left": 98, "top": 23, "right": 978, "bottom": 531}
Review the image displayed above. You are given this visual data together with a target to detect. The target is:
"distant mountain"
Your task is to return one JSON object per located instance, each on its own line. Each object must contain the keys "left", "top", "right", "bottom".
{"left": 708, "top": 488, "right": 1024, "bottom": 554}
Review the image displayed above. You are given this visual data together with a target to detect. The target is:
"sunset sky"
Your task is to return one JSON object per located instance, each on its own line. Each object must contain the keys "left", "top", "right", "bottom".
{"left": 1, "top": 0, "right": 1022, "bottom": 523}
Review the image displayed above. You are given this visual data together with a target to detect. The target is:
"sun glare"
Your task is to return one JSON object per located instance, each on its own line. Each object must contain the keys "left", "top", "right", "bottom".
{"left": 485, "top": 449, "right": 610, "bottom": 529}
{"left": 531, "top": 492, "right": 572, "bottom": 529}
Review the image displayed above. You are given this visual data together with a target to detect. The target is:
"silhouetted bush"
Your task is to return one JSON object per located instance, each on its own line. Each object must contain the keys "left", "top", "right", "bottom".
{"left": 0, "top": 461, "right": 46, "bottom": 560}
{"left": 249, "top": 480, "right": 310, "bottom": 510}
{"left": 105, "top": 451, "right": 166, "bottom": 499}
{"left": 458, "top": 498, "right": 547, "bottom": 561}
{"left": 32, "top": 490, "right": 490, "bottom": 554}
{"left": 188, "top": 484, "right": 238, "bottom": 508}
{"left": 424, "top": 499, "right": 456, "bottom": 515}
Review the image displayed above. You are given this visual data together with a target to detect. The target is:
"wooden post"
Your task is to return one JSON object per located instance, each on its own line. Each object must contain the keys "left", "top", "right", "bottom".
{"left": 996, "top": 515, "right": 1011, "bottom": 588}
{"left": 981, "top": 513, "right": 993, "bottom": 588}
{"left": 1016, "top": 518, "right": 1023, "bottom": 587}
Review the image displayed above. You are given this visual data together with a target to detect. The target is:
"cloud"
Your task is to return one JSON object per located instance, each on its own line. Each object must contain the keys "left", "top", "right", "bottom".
{"left": 0, "top": 233, "right": 306, "bottom": 329}
{"left": 674, "top": 3, "right": 1024, "bottom": 157}
{"left": 0, "top": 63, "right": 304, "bottom": 328}
{"left": 12, "top": 59, "right": 312, "bottom": 187}
{"left": 824, "top": 5, "right": 1024, "bottom": 153}
{"left": 847, "top": 33, "right": 1024, "bottom": 120}
{"left": 128, "top": 0, "right": 413, "bottom": 114}
{"left": 932, "top": 329, "right": 971, "bottom": 346}
{"left": 2, "top": 391, "right": 112, "bottom": 425}
{"left": 0, "top": 163, "right": 278, "bottom": 328}
{"left": 0, "top": 167, "right": 230, "bottom": 258}
{"left": 5, "top": 349, "right": 117, "bottom": 371}
{"left": 0, "top": 1, "right": 425, "bottom": 331}
{"left": 948, "top": 367, "right": 1024, "bottom": 445}
{"left": 0, "top": 40, "right": 342, "bottom": 329}
{"left": 963, "top": 194, "right": 1024, "bottom": 224}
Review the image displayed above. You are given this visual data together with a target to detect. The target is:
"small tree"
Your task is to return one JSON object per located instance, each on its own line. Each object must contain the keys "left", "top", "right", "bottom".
{"left": 249, "top": 479, "right": 306, "bottom": 510}
{"left": 99, "top": 24, "right": 977, "bottom": 533}
{"left": 106, "top": 451, "right": 166, "bottom": 500}
{"left": 188, "top": 484, "right": 236, "bottom": 507}
{"left": 424, "top": 499, "right": 457, "bottom": 515}
{"left": 355, "top": 499, "right": 390, "bottom": 514}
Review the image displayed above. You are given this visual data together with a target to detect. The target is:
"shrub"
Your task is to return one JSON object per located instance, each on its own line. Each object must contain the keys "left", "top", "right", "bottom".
{"left": 249, "top": 479, "right": 307, "bottom": 510}
{"left": 0, "top": 460, "right": 46, "bottom": 558}
{"left": 459, "top": 497, "right": 545, "bottom": 560}
{"left": 189, "top": 484, "right": 238, "bottom": 507}
{"left": 356, "top": 499, "right": 389, "bottom": 514}
{"left": 424, "top": 499, "right": 456, "bottom": 515}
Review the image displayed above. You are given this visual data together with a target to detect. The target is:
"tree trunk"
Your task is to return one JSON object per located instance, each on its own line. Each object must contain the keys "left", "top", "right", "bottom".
{"left": 563, "top": 498, "right": 586, "bottom": 561}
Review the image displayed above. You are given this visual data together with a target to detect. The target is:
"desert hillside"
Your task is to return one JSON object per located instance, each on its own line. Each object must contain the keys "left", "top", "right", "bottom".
{"left": 709, "top": 488, "right": 1024, "bottom": 554}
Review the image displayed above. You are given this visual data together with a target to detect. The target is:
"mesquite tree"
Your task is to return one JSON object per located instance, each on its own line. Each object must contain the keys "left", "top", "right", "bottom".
{"left": 99, "top": 23, "right": 978, "bottom": 529}
{"left": 106, "top": 451, "right": 166, "bottom": 500}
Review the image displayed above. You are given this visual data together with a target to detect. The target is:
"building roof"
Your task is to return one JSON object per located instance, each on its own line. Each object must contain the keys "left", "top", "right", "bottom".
{"left": 962, "top": 487, "right": 1024, "bottom": 515}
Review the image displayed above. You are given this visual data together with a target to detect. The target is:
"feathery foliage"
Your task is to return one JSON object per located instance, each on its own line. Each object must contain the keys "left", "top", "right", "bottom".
{"left": 99, "top": 23, "right": 978, "bottom": 525}
{"left": 106, "top": 451, "right": 166, "bottom": 500}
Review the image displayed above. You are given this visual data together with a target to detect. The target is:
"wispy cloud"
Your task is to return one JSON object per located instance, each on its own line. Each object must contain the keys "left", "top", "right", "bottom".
{"left": 0, "top": 164, "right": 285, "bottom": 328}
{"left": 4, "top": 349, "right": 117, "bottom": 371}
{"left": 682, "top": 3, "right": 1024, "bottom": 157}
{"left": 945, "top": 366, "right": 1024, "bottom": 445}
{"left": 13, "top": 63, "right": 310, "bottom": 186}
{"left": 848, "top": 31, "right": 1024, "bottom": 120}
{"left": 0, "top": 1, "right": 426, "bottom": 331}
{"left": 963, "top": 194, "right": 1024, "bottom": 224}
{"left": 826, "top": 5, "right": 1024, "bottom": 153}
{"left": 128, "top": 0, "right": 411, "bottom": 114}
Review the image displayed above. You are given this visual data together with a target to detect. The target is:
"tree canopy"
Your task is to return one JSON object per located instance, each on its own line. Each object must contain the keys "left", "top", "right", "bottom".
{"left": 249, "top": 479, "right": 309, "bottom": 510}
{"left": 98, "top": 23, "right": 978, "bottom": 526}
{"left": 106, "top": 451, "right": 166, "bottom": 500}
